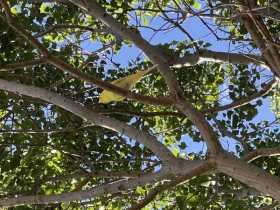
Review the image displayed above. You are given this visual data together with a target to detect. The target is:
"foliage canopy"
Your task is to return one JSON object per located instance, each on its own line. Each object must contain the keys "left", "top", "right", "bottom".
{"left": 0, "top": 0, "right": 280, "bottom": 209}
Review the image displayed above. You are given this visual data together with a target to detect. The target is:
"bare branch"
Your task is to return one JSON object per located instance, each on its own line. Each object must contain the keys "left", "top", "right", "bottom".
{"left": 171, "top": 50, "right": 267, "bottom": 68}
{"left": 243, "top": 147, "right": 280, "bottom": 162}
{"left": 44, "top": 171, "right": 147, "bottom": 183}
{"left": 0, "top": 58, "right": 47, "bottom": 72}
{"left": 205, "top": 78, "right": 277, "bottom": 113}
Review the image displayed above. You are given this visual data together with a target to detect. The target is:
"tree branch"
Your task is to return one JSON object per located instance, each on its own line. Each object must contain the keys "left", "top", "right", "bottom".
{"left": 243, "top": 147, "right": 280, "bottom": 162}
{"left": 237, "top": 1, "right": 280, "bottom": 77}
{"left": 171, "top": 50, "right": 267, "bottom": 68}
{"left": 0, "top": 79, "right": 176, "bottom": 163}
{"left": 0, "top": 159, "right": 211, "bottom": 207}
{"left": 0, "top": 171, "right": 166, "bottom": 208}
{"left": 175, "top": 100, "right": 222, "bottom": 155}
{"left": 43, "top": 170, "right": 147, "bottom": 183}
{"left": 129, "top": 159, "right": 214, "bottom": 209}
{"left": 0, "top": 58, "right": 47, "bottom": 72}
{"left": 92, "top": 107, "right": 184, "bottom": 118}
{"left": 95, "top": 75, "right": 276, "bottom": 117}
{"left": 213, "top": 117, "right": 246, "bottom": 148}
{"left": 236, "top": 6, "right": 280, "bottom": 21}
{"left": 128, "top": 184, "right": 171, "bottom": 210}
{"left": 216, "top": 153, "right": 280, "bottom": 201}
{"left": 128, "top": 182, "right": 175, "bottom": 210}
{"left": 34, "top": 24, "right": 107, "bottom": 38}
{"left": 204, "top": 78, "right": 277, "bottom": 113}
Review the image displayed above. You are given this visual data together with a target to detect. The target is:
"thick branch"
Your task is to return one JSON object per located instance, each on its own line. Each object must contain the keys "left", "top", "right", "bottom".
{"left": 172, "top": 50, "right": 267, "bottom": 68}
{"left": 176, "top": 100, "right": 222, "bottom": 155}
{"left": 216, "top": 153, "right": 280, "bottom": 201}
{"left": 237, "top": 1, "right": 280, "bottom": 77}
{"left": 0, "top": 79, "right": 175, "bottom": 162}
{"left": 129, "top": 159, "right": 213, "bottom": 210}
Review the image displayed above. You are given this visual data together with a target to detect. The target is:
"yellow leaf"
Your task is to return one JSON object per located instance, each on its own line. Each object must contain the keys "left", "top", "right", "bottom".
{"left": 99, "top": 68, "right": 154, "bottom": 104}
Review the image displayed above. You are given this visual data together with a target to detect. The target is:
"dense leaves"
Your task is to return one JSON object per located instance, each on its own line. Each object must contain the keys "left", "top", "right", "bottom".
{"left": 0, "top": 0, "right": 280, "bottom": 209}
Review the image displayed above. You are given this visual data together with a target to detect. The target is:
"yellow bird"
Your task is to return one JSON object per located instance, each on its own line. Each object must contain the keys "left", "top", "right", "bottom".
{"left": 99, "top": 66, "right": 157, "bottom": 104}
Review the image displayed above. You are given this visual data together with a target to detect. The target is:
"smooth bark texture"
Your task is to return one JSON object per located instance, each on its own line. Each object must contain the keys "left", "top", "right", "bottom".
{"left": 172, "top": 50, "right": 267, "bottom": 68}
{"left": 216, "top": 154, "right": 280, "bottom": 201}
